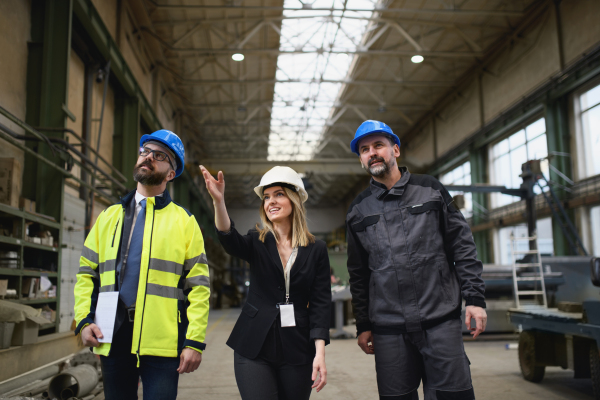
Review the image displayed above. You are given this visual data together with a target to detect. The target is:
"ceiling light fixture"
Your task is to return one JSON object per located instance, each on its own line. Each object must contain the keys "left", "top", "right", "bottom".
{"left": 232, "top": 53, "right": 245, "bottom": 61}
{"left": 411, "top": 55, "right": 424, "bottom": 64}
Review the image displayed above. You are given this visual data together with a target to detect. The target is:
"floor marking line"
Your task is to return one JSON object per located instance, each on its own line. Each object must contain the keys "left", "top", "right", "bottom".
{"left": 206, "top": 309, "right": 232, "bottom": 336}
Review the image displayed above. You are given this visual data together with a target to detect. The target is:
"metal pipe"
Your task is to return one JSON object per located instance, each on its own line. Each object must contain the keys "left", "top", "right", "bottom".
{"left": 48, "top": 364, "right": 99, "bottom": 400}
{"left": 94, "top": 60, "right": 111, "bottom": 166}
{"left": 0, "top": 121, "right": 118, "bottom": 203}
{"left": 0, "top": 121, "right": 127, "bottom": 193}
{"left": 35, "top": 126, "right": 128, "bottom": 183}
{"left": 0, "top": 365, "right": 59, "bottom": 394}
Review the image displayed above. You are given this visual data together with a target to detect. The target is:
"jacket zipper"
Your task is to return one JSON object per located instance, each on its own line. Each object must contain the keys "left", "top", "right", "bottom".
{"left": 136, "top": 207, "right": 156, "bottom": 367}
{"left": 111, "top": 219, "right": 120, "bottom": 247}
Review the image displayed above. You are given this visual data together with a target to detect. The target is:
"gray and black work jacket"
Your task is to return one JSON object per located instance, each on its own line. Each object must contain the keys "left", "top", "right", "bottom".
{"left": 346, "top": 167, "right": 486, "bottom": 335}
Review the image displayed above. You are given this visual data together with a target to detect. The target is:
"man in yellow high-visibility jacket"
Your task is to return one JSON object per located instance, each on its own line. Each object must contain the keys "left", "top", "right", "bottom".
{"left": 74, "top": 129, "right": 210, "bottom": 399}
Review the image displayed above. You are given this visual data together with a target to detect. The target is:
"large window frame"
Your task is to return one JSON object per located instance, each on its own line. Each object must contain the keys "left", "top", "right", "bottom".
{"left": 439, "top": 161, "right": 472, "bottom": 218}
{"left": 573, "top": 80, "right": 600, "bottom": 180}
{"left": 488, "top": 118, "right": 549, "bottom": 208}
{"left": 493, "top": 217, "right": 555, "bottom": 265}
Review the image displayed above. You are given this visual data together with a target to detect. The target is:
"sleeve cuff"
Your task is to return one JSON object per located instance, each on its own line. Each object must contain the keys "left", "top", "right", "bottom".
{"left": 184, "top": 339, "right": 206, "bottom": 351}
{"left": 356, "top": 321, "right": 372, "bottom": 336}
{"left": 310, "top": 328, "right": 330, "bottom": 346}
{"left": 215, "top": 219, "right": 234, "bottom": 235}
{"left": 75, "top": 318, "right": 94, "bottom": 335}
{"left": 465, "top": 296, "right": 486, "bottom": 308}
{"left": 185, "top": 346, "right": 203, "bottom": 354}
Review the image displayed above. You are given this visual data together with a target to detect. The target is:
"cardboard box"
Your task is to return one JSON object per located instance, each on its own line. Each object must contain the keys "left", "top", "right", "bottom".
{"left": 0, "top": 158, "right": 22, "bottom": 208}
{"left": 10, "top": 315, "right": 49, "bottom": 346}
{"left": 22, "top": 277, "right": 39, "bottom": 298}
{"left": 0, "top": 279, "right": 7, "bottom": 297}
{"left": 19, "top": 197, "right": 35, "bottom": 213}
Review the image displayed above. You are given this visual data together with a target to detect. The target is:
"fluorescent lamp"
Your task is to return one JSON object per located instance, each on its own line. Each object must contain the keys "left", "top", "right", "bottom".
{"left": 232, "top": 53, "right": 245, "bottom": 61}
{"left": 411, "top": 55, "right": 424, "bottom": 63}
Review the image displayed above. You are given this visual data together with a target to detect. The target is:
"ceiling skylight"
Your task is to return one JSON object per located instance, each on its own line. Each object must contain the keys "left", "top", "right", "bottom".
{"left": 267, "top": 0, "right": 376, "bottom": 161}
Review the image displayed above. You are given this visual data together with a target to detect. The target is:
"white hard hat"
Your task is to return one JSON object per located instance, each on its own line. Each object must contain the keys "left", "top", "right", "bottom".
{"left": 254, "top": 166, "right": 308, "bottom": 203}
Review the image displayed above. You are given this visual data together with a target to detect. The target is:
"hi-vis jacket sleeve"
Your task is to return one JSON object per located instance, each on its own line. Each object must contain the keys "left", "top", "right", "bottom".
{"left": 183, "top": 216, "right": 211, "bottom": 352}
{"left": 74, "top": 213, "right": 102, "bottom": 335}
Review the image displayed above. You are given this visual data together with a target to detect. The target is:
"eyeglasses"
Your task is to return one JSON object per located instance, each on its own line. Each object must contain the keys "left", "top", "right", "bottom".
{"left": 139, "top": 147, "right": 175, "bottom": 170}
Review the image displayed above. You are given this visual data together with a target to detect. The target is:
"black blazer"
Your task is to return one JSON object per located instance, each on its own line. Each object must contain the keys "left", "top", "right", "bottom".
{"left": 217, "top": 220, "right": 332, "bottom": 365}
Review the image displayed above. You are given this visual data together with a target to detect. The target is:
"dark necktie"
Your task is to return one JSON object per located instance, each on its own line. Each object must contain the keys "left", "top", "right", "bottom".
{"left": 120, "top": 199, "right": 146, "bottom": 307}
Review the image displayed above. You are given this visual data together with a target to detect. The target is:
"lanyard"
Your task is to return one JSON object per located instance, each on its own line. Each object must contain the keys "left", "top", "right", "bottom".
{"left": 282, "top": 247, "right": 298, "bottom": 304}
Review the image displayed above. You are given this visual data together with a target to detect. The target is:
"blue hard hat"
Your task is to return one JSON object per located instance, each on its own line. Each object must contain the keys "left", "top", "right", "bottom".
{"left": 350, "top": 120, "right": 401, "bottom": 155}
{"left": 140, "top": 129, "right": 185, "bottom": 178}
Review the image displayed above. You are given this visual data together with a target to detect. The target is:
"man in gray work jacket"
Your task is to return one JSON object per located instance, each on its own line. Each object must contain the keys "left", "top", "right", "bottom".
{"left": 346, "top": 120, "right": 487, "bottom": 400}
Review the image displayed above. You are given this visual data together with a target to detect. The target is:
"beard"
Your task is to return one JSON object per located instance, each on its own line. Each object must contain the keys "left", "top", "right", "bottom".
{"left": 364, "top": 155, "right": 392, "bottom": 178}
{"left": 133, "top": 160, "right": 168, "bottom": 186}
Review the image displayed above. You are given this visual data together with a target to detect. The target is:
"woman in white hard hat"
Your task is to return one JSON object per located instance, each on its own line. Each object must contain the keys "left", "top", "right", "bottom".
{"left": 200, "top": 165, "right": 331, "bottom": 400}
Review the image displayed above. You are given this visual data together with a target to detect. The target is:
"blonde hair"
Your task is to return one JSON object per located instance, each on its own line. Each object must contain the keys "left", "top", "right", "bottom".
{"left": 256, "top": 187, "right": 315, "bottom": 247}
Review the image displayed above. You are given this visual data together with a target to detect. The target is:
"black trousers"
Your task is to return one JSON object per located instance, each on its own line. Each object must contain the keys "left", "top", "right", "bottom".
{"left": 234, "top": 352, "right": 313, "bottom": 400}
{"left": 374, "top": 318, "right": 475, "bottom": 400}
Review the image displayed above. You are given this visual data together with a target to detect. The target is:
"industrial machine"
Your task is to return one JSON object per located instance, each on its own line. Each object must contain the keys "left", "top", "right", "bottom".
{"left": 508, "top": 257, "right": 600, "bottom": 398}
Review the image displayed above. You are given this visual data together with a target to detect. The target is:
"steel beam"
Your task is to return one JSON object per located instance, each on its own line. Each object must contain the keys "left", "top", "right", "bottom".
{"left": 469, "top": 148, "right": 491, "bottom": 263}
{"left": 151, "top": 16, "right": 510, "bottom": 31}
{"left": 73, "top": 0, "right": 162, "bottom": 131}
{"left": 201, "top": 159, "right": 365, "bottom": 175}
{"left": 545, "top": 98, "right": 574, "bottom": 256}
{"left": 183, "top": 100, "right": 430, "bottom": 111}
{"left": 113, "top": 97, "right": 140, "bottom": 191}
{"left": 171, "top": 77, "right": 454, "bottom": 87}
{"left": 147, "top": 2, "right": 524, "bottom": 17}
{"left": 162, "top": 47, "right": 483, "bottom": 58}
{"left": 24, "top": 0, "right": 72, "bottom": 221}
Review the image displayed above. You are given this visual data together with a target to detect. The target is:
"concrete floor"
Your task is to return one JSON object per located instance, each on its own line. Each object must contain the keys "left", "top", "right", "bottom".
{"left": 141, "top": 309, "right": 595, "bottom": 399}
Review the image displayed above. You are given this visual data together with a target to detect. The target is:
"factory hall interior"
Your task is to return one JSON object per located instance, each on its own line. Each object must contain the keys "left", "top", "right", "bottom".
{"left": 3, "top": 0, "right": 600, "bottom": 399}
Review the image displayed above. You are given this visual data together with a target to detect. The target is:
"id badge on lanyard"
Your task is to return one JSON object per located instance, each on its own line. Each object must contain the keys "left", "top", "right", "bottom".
{"left": 279, "top": 247, "right": 298, "bottom": 328}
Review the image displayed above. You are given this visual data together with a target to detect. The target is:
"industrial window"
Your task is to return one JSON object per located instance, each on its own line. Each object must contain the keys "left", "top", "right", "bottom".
{"left": 490, "top": 118, "right": 548, "bottom": 208}
{"left": 592, "top": 205, "right": 600, "bottom": 256}
{"left": 495, "top": 217, "right": 554, "bottom": 265}
{"left": 576, "top": 84, "right": 600, "bottom": 178}
{"left": 440, "top": 161, "right": 472, "bottom": 217}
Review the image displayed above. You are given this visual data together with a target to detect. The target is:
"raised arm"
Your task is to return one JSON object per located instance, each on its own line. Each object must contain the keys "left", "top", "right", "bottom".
{"left": 200, "top": 165, "right": 230, "bottom": 232}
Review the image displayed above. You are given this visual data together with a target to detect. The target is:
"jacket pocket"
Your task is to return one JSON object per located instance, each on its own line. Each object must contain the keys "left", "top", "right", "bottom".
{"left": 295, "top": 314, "right": 309, "bottom": 327}
{"left": 405, "top": 201, "right": 443, "bottom": 256}
{"left": 352, "top": 215, "right": 380, "bottom": 231}
{"left": 242, "top": 302, "right": 258, "bottom": 318}
{"left": 438, "top": 262, "right": 459, "bottom": 308}
{"left": 352, "top": 215, "right": 383, "bottom": 267}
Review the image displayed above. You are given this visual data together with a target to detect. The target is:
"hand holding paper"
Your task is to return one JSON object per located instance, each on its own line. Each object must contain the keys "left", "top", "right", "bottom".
{"left": 92, "top": 291, "right": 119, "bottom": 343}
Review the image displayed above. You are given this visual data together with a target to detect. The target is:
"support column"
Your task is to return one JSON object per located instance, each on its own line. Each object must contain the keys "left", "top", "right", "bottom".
{"left": 24, "top": 0, "right": 73, "bottom": 220}
{"left": 113, "top": 97, "right": 140, "bottom": 191}
{"left": 545, "top": 99, "right": 573, "bottom": 255}
{"left": 470, "top": 148, "right": 492, "bottom": 263}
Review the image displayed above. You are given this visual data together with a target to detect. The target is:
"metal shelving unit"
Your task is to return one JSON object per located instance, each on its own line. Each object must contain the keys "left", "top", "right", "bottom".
{"left": 0, "top": 201, "right": 61, "bottom": 334}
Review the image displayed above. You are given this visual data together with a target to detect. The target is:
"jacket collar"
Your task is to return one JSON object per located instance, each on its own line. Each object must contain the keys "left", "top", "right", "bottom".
{"left": 264, "top": 232, "right": 313, "bottom": 279}
{"left": 369, "top": 166, "right": 410, "bottom": 199}
{"left": 120, "top": 188, "right": 172, "bottom": 210}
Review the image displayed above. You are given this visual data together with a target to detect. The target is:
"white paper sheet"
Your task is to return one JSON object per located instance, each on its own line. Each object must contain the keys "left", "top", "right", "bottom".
{"left": 40, "top": 274, "right": 52, "bottom": 292}
{"left": 93, "top": 291, "right": 119, "bottom": 343}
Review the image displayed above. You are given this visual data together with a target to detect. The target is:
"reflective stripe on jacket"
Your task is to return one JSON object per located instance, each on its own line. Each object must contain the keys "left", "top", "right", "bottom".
{"left": 74, "top": 189, "right": 210, "bottom": 357}
{"left": 346, "top": 167, "right": 485, "bottom": 335}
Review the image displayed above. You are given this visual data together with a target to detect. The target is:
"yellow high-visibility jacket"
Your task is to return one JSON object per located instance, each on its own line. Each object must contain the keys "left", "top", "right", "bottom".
{"left": 74, "top": 189, "right": 210, "bottom": 358}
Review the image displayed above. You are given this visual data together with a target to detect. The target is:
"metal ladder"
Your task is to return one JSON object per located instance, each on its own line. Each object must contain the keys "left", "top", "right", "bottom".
{"left": 510, "top": 233, "right": 548, "bottom": 309}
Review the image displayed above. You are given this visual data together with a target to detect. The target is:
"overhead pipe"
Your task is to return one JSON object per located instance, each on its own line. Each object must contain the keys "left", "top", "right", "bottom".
{"left": 47, "top": 364, "right": 99, "bottom": 400}
{"left": 0, "top": 120, "right": 118, "bottom": 204}
{"left": 0, "top": 121, "right": 127, "bottom": 193}
{"left": 34, "top": 126, "right": 128, "bottom": 183}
